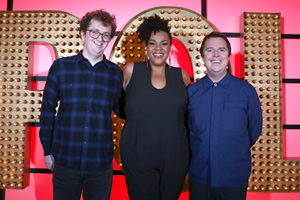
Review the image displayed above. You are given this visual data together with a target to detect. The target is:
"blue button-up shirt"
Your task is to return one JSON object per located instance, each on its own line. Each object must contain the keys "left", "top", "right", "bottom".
{"left": 188, "top": 72, "right": 262, "bottom": 187}
{"left": 39, "top": 51, "right": 123, "bottom": 171}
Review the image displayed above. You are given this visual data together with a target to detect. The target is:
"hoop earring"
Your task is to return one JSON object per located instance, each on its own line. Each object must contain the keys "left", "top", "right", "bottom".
{"left": 144, "top": 55, "right": 149, "bottom": 68}
{"left": 146, "top": 57, "right": 149, "bottom": 68}
{"left": 168, "top": 55, "right": 171, "bottom": 69}
{"left": 144, "top": 52, "right": 149, "bottom": 68}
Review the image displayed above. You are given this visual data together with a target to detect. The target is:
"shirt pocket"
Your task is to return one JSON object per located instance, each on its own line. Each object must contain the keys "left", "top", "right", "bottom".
{"left": 222, "top": 100, "right": 247, "bottom": 135}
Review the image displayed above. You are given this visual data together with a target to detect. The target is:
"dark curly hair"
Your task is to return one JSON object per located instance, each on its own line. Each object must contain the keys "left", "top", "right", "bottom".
{"left": 200, "top": 32, "right": 231, "bottom": 57}
{"left": 79, "top": 9, "right": 117, "bottom": 38}
{"left": 137, "top": 14, "right": 172, "bottom": 45}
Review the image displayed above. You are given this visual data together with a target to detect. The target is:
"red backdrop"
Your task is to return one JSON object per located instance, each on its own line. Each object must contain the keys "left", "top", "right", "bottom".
{"left": 1, "top": 0, "right": 300, "bottom": 199}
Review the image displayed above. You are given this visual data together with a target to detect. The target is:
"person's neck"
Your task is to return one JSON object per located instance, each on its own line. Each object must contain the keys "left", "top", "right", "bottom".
{"left": 149, "top": 62, "right": 166, "bottom": 72}
{"left": 208, "top": 72, "right": 227, "bottom": 83}
{"left": 82, "top": 51, "right": 104, "bottom": 66}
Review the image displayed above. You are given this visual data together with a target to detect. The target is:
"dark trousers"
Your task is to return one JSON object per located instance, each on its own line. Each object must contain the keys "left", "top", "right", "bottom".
{"left": 53, "top": 164, "right": 112, "bottom": 200}
{"left": 189, "top": 181, "right": 247, "bottom": 200}
{"left": 123, "top": 162, "right": 188, "bottom": 200}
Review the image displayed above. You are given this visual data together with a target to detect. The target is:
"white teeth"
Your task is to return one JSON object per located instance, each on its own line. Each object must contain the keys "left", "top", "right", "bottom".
{"left": 154, "top": 53, "right": 163, "bottom": 56}
{"left": 94, "top": 42, "right": 103, "bottom": 46}
{"left": 212, "top": 60, "right": 221, "bottom": 63}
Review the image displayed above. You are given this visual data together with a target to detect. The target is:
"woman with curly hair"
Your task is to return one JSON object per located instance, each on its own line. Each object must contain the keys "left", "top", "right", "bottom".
{"left": 120, "top": 14, "right": 190, "bottom": 200}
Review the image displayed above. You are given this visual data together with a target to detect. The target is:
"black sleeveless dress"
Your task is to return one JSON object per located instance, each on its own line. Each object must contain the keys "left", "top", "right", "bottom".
{"left": 120, "top": 62, "right": 189, "bottom": 200}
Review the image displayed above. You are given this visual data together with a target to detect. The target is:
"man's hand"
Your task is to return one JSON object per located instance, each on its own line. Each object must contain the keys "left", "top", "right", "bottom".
{"left": 44, "top": 155, "right": 55, "bottom": 171}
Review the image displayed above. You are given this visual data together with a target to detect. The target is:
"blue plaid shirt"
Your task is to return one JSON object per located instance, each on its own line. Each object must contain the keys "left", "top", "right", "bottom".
{"left": 39, "top": 51, "right": 123, "bottom": 171}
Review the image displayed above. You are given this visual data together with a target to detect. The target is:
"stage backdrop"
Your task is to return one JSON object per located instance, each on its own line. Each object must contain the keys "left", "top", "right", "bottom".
{"left": 0, "top": 0, "right": 300, "bottom": 199}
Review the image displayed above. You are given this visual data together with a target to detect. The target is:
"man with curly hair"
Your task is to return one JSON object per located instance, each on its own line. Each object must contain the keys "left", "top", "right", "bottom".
{"left": 39, "top": 9, "right": 123, "bottom": 200}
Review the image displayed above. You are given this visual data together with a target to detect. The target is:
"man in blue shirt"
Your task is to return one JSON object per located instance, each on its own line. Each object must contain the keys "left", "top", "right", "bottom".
{"left": 188, "top": 32, "right": 262, "bottom": 200}
{"left": 39, "top": 9, "right": 123, "bottom": 200}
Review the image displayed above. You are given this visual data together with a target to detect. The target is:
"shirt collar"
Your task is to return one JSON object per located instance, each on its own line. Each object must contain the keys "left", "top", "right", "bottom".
{"left": 75, "top": 50, "right": 110, "bottom": 67}
{"left": 204, "top": 72, "right": 232, "bottom": 89}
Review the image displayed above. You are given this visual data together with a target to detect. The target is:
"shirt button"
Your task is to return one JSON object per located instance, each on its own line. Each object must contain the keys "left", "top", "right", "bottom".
{"left": 214, "top": 83, "right": 217, "bottom": 87}
{"left": 83, "top": 141, "right": 87, "bottom": 144}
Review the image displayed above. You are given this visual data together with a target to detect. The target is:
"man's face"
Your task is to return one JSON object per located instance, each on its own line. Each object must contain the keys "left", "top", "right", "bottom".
{"left": 202, "top": 37, "right": 230, "bottom": 80}
{"left": 81, "top": 18, "right": 112, "bottom": 58}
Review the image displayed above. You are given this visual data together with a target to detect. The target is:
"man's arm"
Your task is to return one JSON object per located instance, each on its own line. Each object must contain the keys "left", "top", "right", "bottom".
{"left": 39, "top": 61, "right": 60, "bottom": 168}
{"left": 247, "top": 86, "right": 263, "bottom": 147}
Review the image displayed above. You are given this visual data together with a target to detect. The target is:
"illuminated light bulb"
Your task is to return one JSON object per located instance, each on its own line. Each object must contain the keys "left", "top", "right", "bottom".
{"left": 251, "top": 57, "right": 258, "bottom": 61}
{"left": 245, "top": 57, "right": 251, "bottom": 61}
{"left": 252, "top": 185, "right": 258, "bottom": 190}
{"left": 244, "top": 20, "right": 251, "bottom": 25}
{"left": 274, "top": 154, "right": 281, "bottom": 159}
{"left": 251, "top": 42, "right": 257, "bottom": 47}
{"left": 289, "top": 162, "right": 296, "bottom": 167}
{"left": 252, "top": 72, "right": 259, "bottom": 76}
{"left": 259, "top": 177, "right": 265, "bottom": 182}
{"left": 244, "top": 49, "right": 251, "bottom": 54}
{"left": 266, "top": 80, "right": 272, "bottom": 84}
{"left": 274, "top": 147, "right": 280, "bottom": 152}
{"left": 113, "top": 137, "right": 118, "bottom": 142}
{"left": 259, "top": 162, "right": 265, "bottom": 166}
{"left": 259, "top": 154, "right": 266, "bottom": 159}
{"left": 267, "top": 154, "right": 274, "bottom": 159}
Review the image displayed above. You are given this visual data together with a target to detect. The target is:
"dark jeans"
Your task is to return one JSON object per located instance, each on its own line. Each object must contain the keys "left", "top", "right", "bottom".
{"left": 53, "top": 164, "right": 112, "bottom": 200}
{"left": 189, "top": 181, "right": 247, "bottom": 200}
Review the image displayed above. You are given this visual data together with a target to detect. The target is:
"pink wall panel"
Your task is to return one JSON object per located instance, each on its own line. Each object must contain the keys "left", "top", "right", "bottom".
{"left": 282, "top": 39, "right": 300, "bottom": 79}
{"left": 207, "top": 0, "right": 300, "bottom": 33}
{"left": 29, "top": 43, "right": 56, "bottom": 77}
{"left": 285, "top": 130, "right": 300, "bottom": 159}
{"left": 0, "top": 1, "right": 7, "bottom": 11}
{"left": 283, "top": 84, "right": 300, "bottom": 124}
{"left": 30, "top": 127, "right": 46, "bottom": 169}
{"left": 228, "top": 38, "right": 242, "bottom": 78}
{"left": 5, "top": 173, "right": 53, "bottom": 200}
{"left": 12, "top": 0, "right": 202, "bottom": 34}
{"left": 1, "top": 0, "right": 300, "bottom": 199}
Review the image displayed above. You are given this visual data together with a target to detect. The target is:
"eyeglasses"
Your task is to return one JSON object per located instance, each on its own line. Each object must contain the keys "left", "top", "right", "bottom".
{"left": 87, "top": 29, "right": 111, "bottom": 42}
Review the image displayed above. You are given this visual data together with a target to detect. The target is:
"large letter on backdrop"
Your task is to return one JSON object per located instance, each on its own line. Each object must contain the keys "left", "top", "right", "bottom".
{"left": 0, "top": 11, "right": 83, "bottom": 189}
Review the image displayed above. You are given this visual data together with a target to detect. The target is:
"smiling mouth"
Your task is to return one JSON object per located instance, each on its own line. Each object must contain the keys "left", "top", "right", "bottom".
{"left": 153, "top": 53, "right": 164, "bottom": 57}
{"left": 94, "top": 41, "right": 103, "bottom": 46}
{"left": 211, "top": 60, "right": 221, "bottom": 63}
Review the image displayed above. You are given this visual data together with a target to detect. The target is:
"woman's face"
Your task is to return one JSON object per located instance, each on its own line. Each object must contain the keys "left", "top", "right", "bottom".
{"left": 146, "top": 31, "right": 171, "bottom": 67}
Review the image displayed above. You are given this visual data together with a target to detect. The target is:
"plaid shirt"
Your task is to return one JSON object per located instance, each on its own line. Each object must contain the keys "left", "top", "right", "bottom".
{"left": 39, "top": 51, "right": 123, "bottom": 171}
